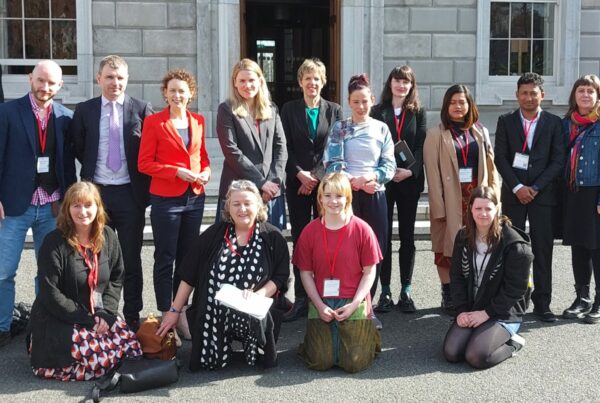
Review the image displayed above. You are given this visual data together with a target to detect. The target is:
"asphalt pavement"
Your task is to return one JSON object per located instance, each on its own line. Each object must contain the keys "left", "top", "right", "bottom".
{"left": 2, "top": 240, "right": 599, "bottom": 402}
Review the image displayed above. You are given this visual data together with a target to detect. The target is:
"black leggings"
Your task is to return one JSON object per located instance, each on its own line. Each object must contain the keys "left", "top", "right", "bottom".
{"left": 443, "top": 320, "right": 514, "bottom": 369}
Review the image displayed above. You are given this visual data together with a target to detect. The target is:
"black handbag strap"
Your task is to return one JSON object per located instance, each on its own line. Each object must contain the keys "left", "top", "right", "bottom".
{"left": 92, "top": 371, "right": 121, "bottom": 403}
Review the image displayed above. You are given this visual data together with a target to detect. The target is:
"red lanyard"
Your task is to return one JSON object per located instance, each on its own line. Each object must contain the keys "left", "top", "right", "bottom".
{"left": 321, "top": 218, "right": 347, "bottom": 278}
{"left": 521, "top": 112, "right": 538, "bottom": 153}
{"left": 36, "top": 105, "right": 52, "bottom": 154}
{"left": 451, "top": 127, "right": 470, "bottom": 166}
{"left": 224, "top": 224, "right": 255, "bottom": 257}
{"left": 79, "top": 245, "right": 99, "bottom": 314}
{"left": 393, "top": 110, "right": 406, "bottom": 141}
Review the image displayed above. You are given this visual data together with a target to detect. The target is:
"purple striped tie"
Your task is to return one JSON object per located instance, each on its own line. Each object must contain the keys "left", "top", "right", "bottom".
{"left": 107, "top": 101, "right": 122, "bottom": 172}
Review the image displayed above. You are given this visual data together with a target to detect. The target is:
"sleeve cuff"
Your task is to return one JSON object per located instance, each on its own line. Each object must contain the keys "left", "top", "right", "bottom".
{"left": 512, "top": 184, "right": 524, "bottom": 194}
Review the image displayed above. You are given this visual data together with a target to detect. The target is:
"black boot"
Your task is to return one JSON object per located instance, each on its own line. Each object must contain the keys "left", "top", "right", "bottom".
{"left": 398, "top": 290, "right": 417, "bottom": 313}
{"left": 441, "top": 284, "right": 456, "bottom": 316}
{"left": 374, "top": 292, "right": 394, "bottom": 313}
{"left": 282, "top": 297, "right": 308, "bottom": 322}
{"left": 583, "top": 294, "right": 600, "bottom": 324}
{"left": 562, "top": 284, "right": 592, "bottom": 319}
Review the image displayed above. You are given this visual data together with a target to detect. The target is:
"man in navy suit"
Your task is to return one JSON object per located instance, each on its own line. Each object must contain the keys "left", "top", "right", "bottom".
{"left": 494, "top": 72, "right": 565, "bottom": 322}
{"left": 69, "top": 55, "right": 153, "bottom": 330}
{"left": 0, "top": 60, "right": 75, "bottom": 347}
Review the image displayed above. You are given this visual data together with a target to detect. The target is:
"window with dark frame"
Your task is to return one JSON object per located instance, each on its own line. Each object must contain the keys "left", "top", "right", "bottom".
{"left": 489, "top": 1, "right": 554, "bottom": 76}
{"left": 0, "top": 0, "right": 77, "bottom": 75}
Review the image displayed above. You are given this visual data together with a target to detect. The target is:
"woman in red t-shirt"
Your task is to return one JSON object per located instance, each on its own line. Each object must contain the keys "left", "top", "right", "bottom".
{"left": 293, "top": 172, "right": 382, "bottom": 373}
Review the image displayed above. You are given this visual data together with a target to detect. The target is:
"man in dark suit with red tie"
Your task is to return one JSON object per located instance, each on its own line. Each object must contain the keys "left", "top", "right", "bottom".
{"left": 69, "top": 55, "right": 153, "bottom": 330}
{"left": 494, "top": 72, "right": 565, "bottom": 322}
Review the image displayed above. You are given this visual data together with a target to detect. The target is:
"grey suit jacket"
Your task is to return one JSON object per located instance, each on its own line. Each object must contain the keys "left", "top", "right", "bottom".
{"left": 216, "top": 100, "right": 287, "bottom": 198}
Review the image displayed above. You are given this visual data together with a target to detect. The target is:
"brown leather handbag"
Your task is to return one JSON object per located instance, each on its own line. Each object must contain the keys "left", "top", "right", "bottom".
{"left": 135, "top": 313, "right": 177, "bottom": 360}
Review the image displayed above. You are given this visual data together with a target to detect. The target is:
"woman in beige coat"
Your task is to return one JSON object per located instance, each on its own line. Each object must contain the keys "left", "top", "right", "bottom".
{"left": 424, "top": 84, "right": 499, "bottom": 315}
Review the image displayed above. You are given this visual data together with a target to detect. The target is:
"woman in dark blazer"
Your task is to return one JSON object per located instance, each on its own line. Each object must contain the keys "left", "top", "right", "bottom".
{"left": 216, "top": 58, "right": 287, "bottom": 230}
{"left": 280, "top": 58, "right": 342, "bottom": 321}
{"left": 138, "top": 69, "right": 211, "bottom": 315}
{"left": 370, "top": 65, "right": 426, "bottom": 313}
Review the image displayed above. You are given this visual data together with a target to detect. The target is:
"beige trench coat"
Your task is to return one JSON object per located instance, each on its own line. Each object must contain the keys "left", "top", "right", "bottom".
{"left": 423, "top": 123, "right": 500, "bottom": 257}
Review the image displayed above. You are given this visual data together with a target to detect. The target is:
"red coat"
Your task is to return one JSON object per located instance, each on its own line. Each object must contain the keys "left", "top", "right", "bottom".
{"left": 138, "top": 107, "right": 210, "bottom": 197}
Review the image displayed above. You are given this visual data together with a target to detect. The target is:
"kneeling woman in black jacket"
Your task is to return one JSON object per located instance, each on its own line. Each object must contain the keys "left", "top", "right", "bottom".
{"left": 30, "top": 182, "right": 142, "bottom": 381}
{"left": 443, "top": 186, "right": 533, "bottom": 369}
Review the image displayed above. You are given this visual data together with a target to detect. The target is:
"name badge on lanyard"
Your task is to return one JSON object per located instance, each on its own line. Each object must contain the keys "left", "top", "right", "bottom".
{"left": 459, "top": 167, "right": 473, "bottom": 183}
{"left": 514, "top": 113, "right": 538, "bottom": 171}
{"left": 36, "top": 109, "right": 52, "bottom": 174}
{"left": 512, "top": 152, "right": 529, "bottom": 170}
{"left": 37, "top": 157, "right": 50, "bottom": 173}
{"left": 321, "top": 218, "right": 347, "bottom": 298}
{"left": 452, "top": 128, "right": 472, "bottom": 183}
{"left": 323, "top": 278, "right": 341, "bottom": 297}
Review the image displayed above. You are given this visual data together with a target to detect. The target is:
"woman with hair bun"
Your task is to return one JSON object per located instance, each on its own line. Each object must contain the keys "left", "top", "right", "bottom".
{"left": 323, "top": 73, "right": 396, "bottom": 329}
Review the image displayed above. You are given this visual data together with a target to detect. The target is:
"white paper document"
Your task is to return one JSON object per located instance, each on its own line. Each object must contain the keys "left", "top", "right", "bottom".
{"left": 215, "top": 284, "right": 274, "bottom": 320}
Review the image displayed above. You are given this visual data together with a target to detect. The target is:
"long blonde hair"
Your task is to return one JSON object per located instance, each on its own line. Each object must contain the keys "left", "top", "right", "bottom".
{"left": 228, "top": 58, "right": 273, "bottom": 120}
{"left": 57, "top": 182, "right": 107, "bottom": 254}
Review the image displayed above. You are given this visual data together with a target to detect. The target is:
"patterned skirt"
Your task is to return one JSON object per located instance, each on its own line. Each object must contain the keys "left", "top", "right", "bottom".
{"left": 32, "top": 317, "right": 142, "bottom": 381}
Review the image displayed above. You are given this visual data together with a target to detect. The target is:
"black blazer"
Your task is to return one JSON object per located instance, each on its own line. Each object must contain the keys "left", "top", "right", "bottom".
{"left": 370, "top": 103, "right": 427, "bottom": 193}
{"left": 69, "top": 95, "right": 154, "bottom": 208}
{"left": 281, "top": 97, "right": 342, "bottom": 185}
{"left": 494, "top": 109, "right": 565, "bottom": 206}
{"left": 216, "top": 100, "right": 287, "bottom": 198}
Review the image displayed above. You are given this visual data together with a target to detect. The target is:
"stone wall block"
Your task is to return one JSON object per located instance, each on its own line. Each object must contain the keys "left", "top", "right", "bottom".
{"left": 94, "top": 28, "right": 142, "bottom": 54}
{"left": 383, "top": 34, "right": 431, "bottom": 58}
{"left": 458, "top": 8, "right": 476, "bottom": 32}
{"left": 406, "top": 60, "right": 453, "bottom": 83}
{"left": 581, "top": 36, "right": 600, "bottom": 58}
{"left": 454, "top": 60, "right": 475, "bottom": 84}
{"left": 168, "top": 3, "right": 197, "bottom": 28}
{"left": 92, "top": 2, "right": 115, "bottom": 27}
{"left": 384, "top": 7, "right": 409, "bottom": 32}
{"left": 580, "top": 60, "right": 600, "bottom": 76}
{"left": 581, "top": 11, "right": 600, "bottom": 33}
{"left": 124, "top": 57, "right": 168, "bottom": 81}
{"left": 410, "top": 8, "right": 457, "bottom": 32}
{"left": 432, "top": 34, "right": 476, "bottom": 58}
{"left": 116, "top": 3, "right": 167, "bottom": 28}
{"left": 143, "top": 30, "right": 196, "bottom": 55}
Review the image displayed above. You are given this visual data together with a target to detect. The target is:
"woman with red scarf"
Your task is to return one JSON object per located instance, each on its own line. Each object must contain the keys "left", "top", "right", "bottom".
{"left": 29, "top": 182, "right": 142, "bottom": 381}
{"left": 561, "top": 74, "right": 600, "bottom": 323}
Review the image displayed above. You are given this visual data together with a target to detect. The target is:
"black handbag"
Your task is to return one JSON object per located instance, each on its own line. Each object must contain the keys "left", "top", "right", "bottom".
{"left": 92, "top": 357, "right": 180, "bottom": 402}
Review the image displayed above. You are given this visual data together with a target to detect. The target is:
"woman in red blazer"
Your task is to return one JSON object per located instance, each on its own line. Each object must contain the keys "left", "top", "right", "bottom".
{"left": 138, "top": 69, "right": 210, "bottom": 316}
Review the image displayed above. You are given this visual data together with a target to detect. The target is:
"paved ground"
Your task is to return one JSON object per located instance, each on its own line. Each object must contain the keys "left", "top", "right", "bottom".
{"left": 2, "top": 240, "right": 600, "bottom": 402}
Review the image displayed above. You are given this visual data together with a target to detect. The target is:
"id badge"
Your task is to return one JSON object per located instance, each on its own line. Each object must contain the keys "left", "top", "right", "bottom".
{"left": 399, "top": 151, "right": 407, "bottom": 162}
{"left": 512, "top": 153, "right": 529, "bottom": 170}
{"left": 93, "top": 291, "right": 104, "bottom": 309}
{"left": 37, "top": 157, "right": 50, "bottom": 173}
{"left": 459, "top": 168, "right": 473, "bottom": 183}
{"left": 323, "top": 278, "right": 340, "bottom": 297}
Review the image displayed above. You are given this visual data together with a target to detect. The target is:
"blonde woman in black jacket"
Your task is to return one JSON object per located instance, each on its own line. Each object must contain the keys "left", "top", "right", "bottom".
{"left": 443, "top": 186, "right": 533, "bottom": 369}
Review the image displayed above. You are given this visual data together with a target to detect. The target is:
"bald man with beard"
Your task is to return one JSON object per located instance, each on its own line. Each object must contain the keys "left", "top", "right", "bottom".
{"left": 0, "top": 60, "right": 76, "bottom": 347}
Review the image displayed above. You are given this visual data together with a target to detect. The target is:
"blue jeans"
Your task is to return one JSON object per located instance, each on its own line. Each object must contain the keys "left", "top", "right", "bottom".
{"left": 0, "top": 204, "right": 55, "bottom": 331}
{"left": 150, "top": 191, "right": 205, "bottom": 312}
